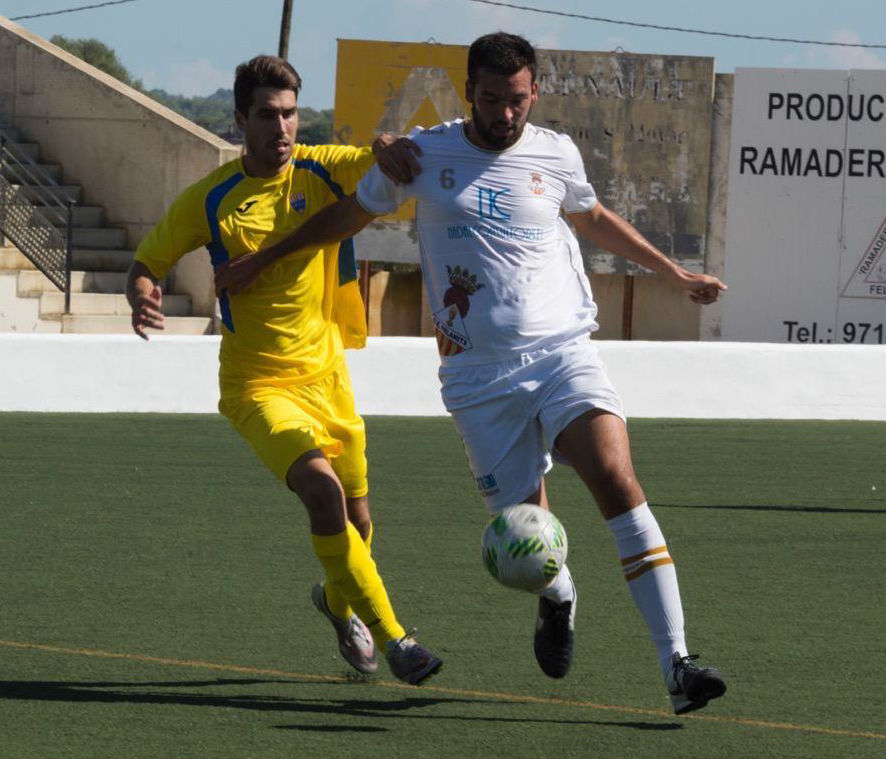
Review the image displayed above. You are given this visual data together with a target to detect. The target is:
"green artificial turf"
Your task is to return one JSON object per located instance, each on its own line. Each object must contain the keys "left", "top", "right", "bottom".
{"left": 0, "top": 414, "right": 883, "bottom": 758}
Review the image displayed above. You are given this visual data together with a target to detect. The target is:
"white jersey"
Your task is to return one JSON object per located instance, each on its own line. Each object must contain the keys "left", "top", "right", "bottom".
{"left": 357, "top": 119, "right": 599, "bottom": 366}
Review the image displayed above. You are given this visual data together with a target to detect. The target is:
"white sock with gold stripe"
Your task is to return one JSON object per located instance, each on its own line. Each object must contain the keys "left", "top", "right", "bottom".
{"left": 607, "top": 502, "right": 687, "bottom": 677}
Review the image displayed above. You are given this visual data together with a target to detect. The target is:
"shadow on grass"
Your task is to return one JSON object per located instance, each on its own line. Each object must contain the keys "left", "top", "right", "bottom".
{"left": 0, "top": 678, "right": 682, "bottom": 732}
{"left": 654, "top": 503, "right": 884, "bottom": 514}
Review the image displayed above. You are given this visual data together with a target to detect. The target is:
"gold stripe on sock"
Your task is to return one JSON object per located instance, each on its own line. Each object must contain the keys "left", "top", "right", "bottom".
{"left": 620, "top": 545, "right": 669, "bottom": 567}
{"left": 624, "top": 556, "right": 674, "bottom": 582}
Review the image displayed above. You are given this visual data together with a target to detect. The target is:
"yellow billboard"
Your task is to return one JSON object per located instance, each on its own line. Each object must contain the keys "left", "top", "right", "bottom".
{"left": 334, "top": 40, "right": 469, "bottom": 223}
{"left": 334, "top": 39, "right": 468, "bottom": 145}
{"left": 333, "top": 39, "right": 715, "bottom": 270}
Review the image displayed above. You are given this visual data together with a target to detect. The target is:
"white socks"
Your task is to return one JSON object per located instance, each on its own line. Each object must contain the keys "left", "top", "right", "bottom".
{"left": 607, "top": 502, "right": 687, "bottom": 677}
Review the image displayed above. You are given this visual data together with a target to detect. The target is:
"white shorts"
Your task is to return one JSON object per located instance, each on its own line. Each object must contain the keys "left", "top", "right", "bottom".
{"left": 439, "top": 337, "right": 625, "bottom": 512}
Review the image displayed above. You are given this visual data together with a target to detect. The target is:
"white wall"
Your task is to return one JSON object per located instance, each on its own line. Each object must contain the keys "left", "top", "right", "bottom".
{"left": 0, "top": 334, "right": 883, "bottom": 420}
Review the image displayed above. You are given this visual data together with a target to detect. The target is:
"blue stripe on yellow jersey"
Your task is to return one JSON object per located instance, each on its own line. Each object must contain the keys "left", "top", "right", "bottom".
{"left": 134, "top": 143, "right": 374, "bottom": 389}
{"left": 204, "top": 170, "right": 245, "bottom": 332}
{"left": 291, "top": 158, "right": 358, "bottom": 287}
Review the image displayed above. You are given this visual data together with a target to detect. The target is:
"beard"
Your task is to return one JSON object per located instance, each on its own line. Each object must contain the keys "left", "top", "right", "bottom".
{"left": 470, "top": 103, "right": 530, "bottom": 150}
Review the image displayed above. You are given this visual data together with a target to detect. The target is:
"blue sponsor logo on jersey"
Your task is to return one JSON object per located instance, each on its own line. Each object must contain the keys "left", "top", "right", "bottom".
{"left": 290, "top": 192, "right": 307, "bottom": 213}
{"left": 447, "top": 223, "right": 543, "bottom": 242}
{"left": 477, "top": 186, "right": 511, "bottom": 221}
{"left": 475, "top": 473, "right": 498, "bottom": 494}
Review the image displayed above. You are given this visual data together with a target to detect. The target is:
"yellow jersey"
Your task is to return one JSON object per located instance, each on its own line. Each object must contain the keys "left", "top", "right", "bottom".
{"left": 135, "top": 143, "right": 374, "bottom": 388}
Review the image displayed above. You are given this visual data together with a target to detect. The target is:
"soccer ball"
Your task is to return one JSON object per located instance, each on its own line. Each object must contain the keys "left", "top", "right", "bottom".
{"left": 481, "top": 503, "right": 568, "bottom": 591}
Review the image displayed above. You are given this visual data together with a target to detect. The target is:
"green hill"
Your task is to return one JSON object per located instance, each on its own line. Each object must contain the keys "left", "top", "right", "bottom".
{"left": 147, "top": 88, "right": 333, "bottom": 145}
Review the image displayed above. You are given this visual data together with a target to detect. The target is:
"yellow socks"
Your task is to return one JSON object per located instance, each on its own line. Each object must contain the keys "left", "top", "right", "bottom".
{"left": 323, "top": 522, "right": 372, "bottom": 620}
{"left": 311, "top": 522, "right": 405, "bottom": 645}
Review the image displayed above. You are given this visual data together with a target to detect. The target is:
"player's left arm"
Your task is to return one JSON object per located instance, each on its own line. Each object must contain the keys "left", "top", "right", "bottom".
{"left": 568, "top": 203, "right": 727, "bottom": 305}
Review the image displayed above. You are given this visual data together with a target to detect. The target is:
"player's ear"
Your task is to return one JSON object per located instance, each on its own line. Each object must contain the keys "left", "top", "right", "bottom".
{"left": 234, "top": 109, "right": 247, "bottom": 132}
{"left": 465, "top": 78, "right": 475, "bottom": 105}
{"left": 530, "top": 80, "right": 538, "bottom": 105}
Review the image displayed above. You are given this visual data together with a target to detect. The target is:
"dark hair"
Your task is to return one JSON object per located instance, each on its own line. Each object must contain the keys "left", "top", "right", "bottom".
{"left": 467, "top": 32, "right": 537, "bottom": 83}
{"left": 234, "top": 55, "right": 302, "bottom": 115}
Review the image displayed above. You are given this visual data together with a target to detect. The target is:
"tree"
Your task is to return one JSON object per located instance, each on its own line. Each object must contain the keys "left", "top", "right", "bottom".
{"left": 46, "top": 37, "right": 334, "bottom": 145}
{"left": 50, "top": 35, "right": 142, "bottom": 90}
{"left": 295, "top": 107, "right": 334, "bottom": 145}
{"left": 147, "top": 89, "right": 333, "bottom": 145}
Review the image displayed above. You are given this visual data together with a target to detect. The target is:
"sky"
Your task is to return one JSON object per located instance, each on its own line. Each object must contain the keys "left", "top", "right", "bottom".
{"left": 3, "top": 0, "right": 884, "bottom": 108}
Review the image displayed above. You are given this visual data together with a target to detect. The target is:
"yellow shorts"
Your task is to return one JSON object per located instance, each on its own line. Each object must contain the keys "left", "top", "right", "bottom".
{"left": 218, "top": 363, "right": 368, "bottom": 497}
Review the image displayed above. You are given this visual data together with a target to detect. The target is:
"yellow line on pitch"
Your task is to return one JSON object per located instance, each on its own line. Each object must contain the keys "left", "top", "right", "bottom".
{"left": 1, "top": 639, "right": 883, "bottom": 741}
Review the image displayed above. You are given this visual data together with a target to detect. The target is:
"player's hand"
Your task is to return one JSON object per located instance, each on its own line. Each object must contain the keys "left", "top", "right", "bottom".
{"left": 215, "top": 252, "right": 265, "bottom": 296}
{"left": 679, "top": 272, "right": 728, "bottom": 305}
{"left": 372, "top": 133, "right": 422, "bottom": 185}
{"left": 131, "top": 284, "right": 164, "bottom": 340}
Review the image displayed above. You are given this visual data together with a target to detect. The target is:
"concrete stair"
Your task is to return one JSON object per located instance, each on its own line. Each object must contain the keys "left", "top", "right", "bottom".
{"left": 2, "top": 162, "right": 63, "bottom": 182}
{"left": 0, "top": 245, "right": 134, "bottom": 272}
{"left": 17, "top": 269, "right": 127, "bottom": 295}
{"left": 36, "top": 204, "right": 105, "bottom": 228}
{"left": 60, "top": 314, "right": 213, "bottom": 335}
{"left": 39, "top": 290, "right": 193, "bottom": 316}
{"left": 8, "top": 141, "right": 39, "bottom": 161}
{"left": 72, "top": 248, "right": 134, "bottom": 272}
{"left": 15, "top": 183, "right": 82, "bottom": 203}
{"left": 0, "top": 244, "right": 211, "bottom": 334}
{"left": 0, "top": 245, "right": 36, "bottom": 270}
{"left": 0, "top": 270, "right": 60, "bottom": 333}
{"left": 1, "top": 125, "right": 214, "bottom": 335}
{"left": 70, "top": 227, "right": 127, "bottom": 248}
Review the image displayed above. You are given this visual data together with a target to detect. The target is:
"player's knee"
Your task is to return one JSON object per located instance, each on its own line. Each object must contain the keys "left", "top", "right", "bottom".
{"left": 296, "top": 476, "right": 347, "bottom": 530}
{"left": 589, "top": 463, "right": 641, "bottom": 505}
{"left": 287, "top": 454, "right": 346, "bottom": 517}
{"left": 294, "top": 470, "right": 343, "bottom": 506}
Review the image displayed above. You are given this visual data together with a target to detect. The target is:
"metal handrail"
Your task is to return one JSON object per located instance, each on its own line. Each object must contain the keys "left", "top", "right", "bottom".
{"left": 2, "top": 138, "right": 77, "bottom": 208}
{"left": 0, "top": 133, "right": 77, "bottom": 313}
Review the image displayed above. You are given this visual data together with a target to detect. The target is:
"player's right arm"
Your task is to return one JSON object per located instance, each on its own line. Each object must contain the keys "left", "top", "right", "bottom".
{"left": 215, "top": 163, "right": 409, "bottom": 296}
{"left": 126, "top": 261, "right": 164, "bottom": 340}
{"left": 126, "top": 182, "right": 212, "bottom": 340}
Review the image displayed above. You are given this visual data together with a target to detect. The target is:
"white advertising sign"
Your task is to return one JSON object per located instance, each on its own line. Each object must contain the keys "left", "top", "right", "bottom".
{"left": 722, "top": 68, "right": 886, "bottom": 344}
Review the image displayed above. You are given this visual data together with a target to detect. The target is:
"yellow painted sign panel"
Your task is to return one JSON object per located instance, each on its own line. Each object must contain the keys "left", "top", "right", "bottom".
{"left": 334, "top": 39, "right": 468, "bottom": 144}
{"left": 334, "top": 39, "right": 714, "bottom": 270}
{"left": 334, "top": 40, "right": 468, "bottom": 223}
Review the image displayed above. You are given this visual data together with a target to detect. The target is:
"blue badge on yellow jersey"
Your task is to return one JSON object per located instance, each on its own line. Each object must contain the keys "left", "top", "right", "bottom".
{"left": 290, "top": 192, "right": 306, "bottom": 213}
